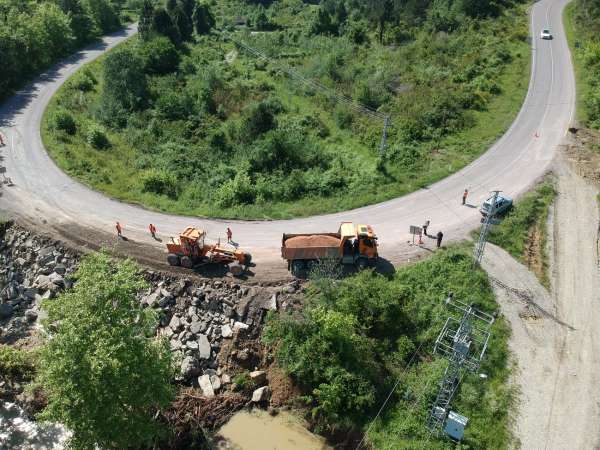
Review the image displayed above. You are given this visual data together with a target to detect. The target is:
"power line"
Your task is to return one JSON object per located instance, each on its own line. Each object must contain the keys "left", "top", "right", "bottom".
{"left": 355, "top": 340, "right": 426, "bottom": 450}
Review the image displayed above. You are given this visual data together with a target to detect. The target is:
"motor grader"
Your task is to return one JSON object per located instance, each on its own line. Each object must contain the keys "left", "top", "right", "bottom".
{"left": 166, "top": 227, "right": 252, "bottom": 276}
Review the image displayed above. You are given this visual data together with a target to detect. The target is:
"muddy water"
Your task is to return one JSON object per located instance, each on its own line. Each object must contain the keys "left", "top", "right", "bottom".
{"left": 217, "top": 410, "right": 331, "bottom": 450}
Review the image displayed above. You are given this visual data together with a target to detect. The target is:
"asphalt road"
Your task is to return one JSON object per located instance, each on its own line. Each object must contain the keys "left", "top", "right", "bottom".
{"left": 0, "top": 0, "right": 575, "bottom": 272}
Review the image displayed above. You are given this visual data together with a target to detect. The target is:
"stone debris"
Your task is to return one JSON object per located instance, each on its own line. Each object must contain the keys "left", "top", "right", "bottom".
{"left": 251, "top": 386, "right": 270, "bottom": 403}
{"left": 0, "top": 223, "right": 306, "bottom": 408}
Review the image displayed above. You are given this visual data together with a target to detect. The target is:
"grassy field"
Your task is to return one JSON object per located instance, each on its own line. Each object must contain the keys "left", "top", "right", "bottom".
{"left": 264, "top": 246, "right": 514, "bottom": 449}
{"left": 43, "top": 1, "right": 531, "bottom": 220}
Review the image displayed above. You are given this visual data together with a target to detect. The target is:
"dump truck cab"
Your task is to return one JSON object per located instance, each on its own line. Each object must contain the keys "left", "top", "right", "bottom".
{"left": 340, "top": 222, "right": 378, "bottom": 267}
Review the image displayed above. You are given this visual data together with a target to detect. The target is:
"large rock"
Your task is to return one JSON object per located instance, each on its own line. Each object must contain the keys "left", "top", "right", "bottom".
{"left": 221, "top": 324, "right": 233, "bottom": 338}
{"left": 250, "top": 370, "right": 267, "bottom": 386}
{"left": 180, "top": 356, "right": 199, "bottom": 378}
{"left": 0, "top": 303, "right": 13, "bottom": 319}
{"left": 198, "top": 375, "right": 215, "bottom": 398}
{"left": 169, "top": 315, "right": 183, "bottom": 332}
{"left": 252, "top": 386, "right": 270, "bottom": 403}
{"left": 197, "top": 334, "right": 211, "bottom": 360}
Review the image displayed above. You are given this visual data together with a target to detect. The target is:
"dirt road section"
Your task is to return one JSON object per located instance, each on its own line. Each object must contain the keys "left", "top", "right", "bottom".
{"left": 0, "top": 0, "right": 575, "bottom": 276}
{"left": 483, "top": 159, "right": 600, "bottom": 450}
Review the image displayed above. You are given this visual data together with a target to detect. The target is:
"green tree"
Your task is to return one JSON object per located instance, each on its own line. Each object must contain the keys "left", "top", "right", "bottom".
{"left": 82, "top": 0, "right": 120, "bottom": 34}
{"left": 153, "top": 7, "right": 181, "bottom": 44}
{"left": 138, "top": 0, "right": 155, "bottom": 40}
{"left": 192, "top": 2, "right": 215, "bottom": 35}
{"left": 36, "top": 252, "right": 175, "bottom": 450}
{"left": 56, "top": 0, "right": 95, "bottom": 45}
{"left": 101, "top": 46, "right": 147, "bottom": 114}
{"left": 170, "top": 2, "right": 193, "bottom": 41}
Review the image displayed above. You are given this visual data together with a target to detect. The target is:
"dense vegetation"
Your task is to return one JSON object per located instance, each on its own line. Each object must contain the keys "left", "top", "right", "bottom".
{"left": 568, "top": 0, "right": 600, "bottom": 127}
{"left": 0, "top": 0, "right": 135, "bottom": 101}
{"left": 36, "top": 252, "right": 175, "bottom": 450}
{"left": 44, "top": 0, "right": 530, "bottom": 219}
{"left": 264, "top": 248, "right": 513, "bottom": 449}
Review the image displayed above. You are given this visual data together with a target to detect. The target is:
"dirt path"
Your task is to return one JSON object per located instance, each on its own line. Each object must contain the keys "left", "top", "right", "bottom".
{"left": 482, "top": 159, "right": 600, "bottom": 450}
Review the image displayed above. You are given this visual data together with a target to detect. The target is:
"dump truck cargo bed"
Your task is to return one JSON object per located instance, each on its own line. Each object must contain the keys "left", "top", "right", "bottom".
{"left": 281, "top": 233, "right": 341, "bottom": 260}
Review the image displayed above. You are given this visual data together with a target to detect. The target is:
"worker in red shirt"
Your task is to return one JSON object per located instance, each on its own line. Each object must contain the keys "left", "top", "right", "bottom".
{"left": 227, "top": 227, "right": 233, "bottom": 243}
{"left": 116, "top": 222, "right": 123, "bottom": 238}
{"left": 462, "top": 189, "right": 469, "bottom": 205}
{"left": 149, "top": 223, "right": 157, "bottom": 239}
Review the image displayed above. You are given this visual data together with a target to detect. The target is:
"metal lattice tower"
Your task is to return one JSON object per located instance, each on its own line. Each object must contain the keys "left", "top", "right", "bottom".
{"left": 427, "top": 294, "right": 495, "bottom": 437}
{"left": 473, "top": 190, "right": 501, "bottom": 267}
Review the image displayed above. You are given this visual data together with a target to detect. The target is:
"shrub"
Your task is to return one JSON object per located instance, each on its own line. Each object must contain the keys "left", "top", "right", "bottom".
{"left": 139, "top": 36, "right": 180, "bottom": 75}
{"left": 52, "top": 110, "right": 77, "bottom": 135}
{"left": 0, "top": 345, "right": 35, "bottom": 380}
{"left": 71, "top": 69, "right": 97, "bottom": 92}
{"left": 141, "top": 170, "right": 179, "bottom": 198}
{"left": 87, "top": 125, "right": 110, "bottom": 149}
{"left": 334, "top": 107, "right": 354, "bottom": 129}
{"left": 36, "top": 252, "right": 174, "bottom": 450}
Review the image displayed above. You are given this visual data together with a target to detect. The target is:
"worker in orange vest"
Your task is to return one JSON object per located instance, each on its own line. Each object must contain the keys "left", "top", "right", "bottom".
{"left": 116, "top": 222, "right": 123, "bottom": 238}
{"left": 149, "top": 223, "right": 157, "bottom": 239}
{"left": 227, "top": 227, "right": 233, "bottom": 243}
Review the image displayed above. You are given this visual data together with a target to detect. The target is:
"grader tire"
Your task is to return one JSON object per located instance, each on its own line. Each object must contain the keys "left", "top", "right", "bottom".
{"left": 230, "top": 261, "right": 244, "bottom": 277}
{"left": 167, "top": 254, "right": 181, "bottom": 267}
{"left": 244, "top": 253, "right": 252, "bottom": 266}
{"left": 181, "top": 256, "right": 193, "bottom": 269}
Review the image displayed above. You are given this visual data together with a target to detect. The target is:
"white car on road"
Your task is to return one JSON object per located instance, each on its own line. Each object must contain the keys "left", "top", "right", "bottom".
{"left": 541, "top": 29, "right": 553, "bottom": 40}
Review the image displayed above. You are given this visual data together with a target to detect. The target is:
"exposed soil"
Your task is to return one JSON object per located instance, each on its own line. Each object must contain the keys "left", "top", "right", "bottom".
{"left": 524, "top": 222, "right": 545, "bottom": 284}
{"left": 285, "top": 235, "right": 340, "bottom": 248}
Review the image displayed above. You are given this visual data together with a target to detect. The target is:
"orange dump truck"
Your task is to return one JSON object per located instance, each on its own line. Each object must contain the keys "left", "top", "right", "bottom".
{"left": 281, "top": 222, "right": 378, "bottom": 277}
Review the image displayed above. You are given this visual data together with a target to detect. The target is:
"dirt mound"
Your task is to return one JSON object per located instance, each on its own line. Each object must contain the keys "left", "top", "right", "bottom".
{"left": 285, "top": 235, "right": 339, "bottom": 248}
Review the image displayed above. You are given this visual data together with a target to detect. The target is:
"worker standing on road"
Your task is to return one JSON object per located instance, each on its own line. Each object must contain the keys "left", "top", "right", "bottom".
{"left": 462, "top": 189, "right": 469, "bottom": 205}
{"left": 116, "top": 222, "right": 123, "bottom": 238}
{"left": 423, "top": 220, "right": 430, "bottom": 236}
{"left": 436, "top": 231, "right": 444, "bottom": 248}
{"left": 227, "top": 227, "right": 233, "bottom": 243}
{"left": 149, "top": 223, "right": 157, "bottom": 239}
{"left": 0, "top": 132, "right": 4, "bottom": 147}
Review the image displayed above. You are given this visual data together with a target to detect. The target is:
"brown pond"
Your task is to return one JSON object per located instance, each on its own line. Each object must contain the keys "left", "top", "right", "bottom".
{"left": 216, "top": 409, "right": 332, "bottom": 450}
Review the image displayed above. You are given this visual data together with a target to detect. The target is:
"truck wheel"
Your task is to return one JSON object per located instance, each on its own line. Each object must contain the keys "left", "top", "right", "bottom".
{"left": 230, "top": 261, "right": 244, "bottom": 277}
{"left": 244, "top": 253, "right": 252, "bottom": 266}
{"left": 167, "top": 254, "right": 181, "bottom": 267}
{"left": 356, "top": 258, "right": 368, "bottom": 271}
{"left": 291, "top": 260, "right": 306, "bottom": 278}
{"left": 181, "top": 256, "right": 193, "bottom": 269}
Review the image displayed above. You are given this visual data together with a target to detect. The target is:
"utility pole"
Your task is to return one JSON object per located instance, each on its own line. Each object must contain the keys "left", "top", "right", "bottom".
{"left": 379, "top": 116, "right": 391, "bottom": 157}
{"left": 427, "top": 294, "right": 495, "bottom": 440}
{"left": 473, "top": 190, "right": 501, "bottom": 267}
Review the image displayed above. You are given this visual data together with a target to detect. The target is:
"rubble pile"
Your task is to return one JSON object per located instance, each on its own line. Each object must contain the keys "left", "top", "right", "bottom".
{"left": 0, "top": 224, "right": 302, "bottom": 401}
{"left": 0, "top": 226, "right": 79, "bottom": 341}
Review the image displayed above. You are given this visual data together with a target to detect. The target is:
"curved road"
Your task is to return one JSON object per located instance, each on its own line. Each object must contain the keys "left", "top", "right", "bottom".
{"left": 0, "top": 0, "right": 575, "bottom": 274}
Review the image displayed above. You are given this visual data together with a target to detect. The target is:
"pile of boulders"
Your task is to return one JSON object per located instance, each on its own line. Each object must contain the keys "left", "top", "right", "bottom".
{"left": 139, "top": 274, "right": 302, "bottom": 395}
{"left": 0, "top": 223, "right": 303, "bottom": 401}
{"left": 0, "top": 226, "right": 79, "bottom": 340}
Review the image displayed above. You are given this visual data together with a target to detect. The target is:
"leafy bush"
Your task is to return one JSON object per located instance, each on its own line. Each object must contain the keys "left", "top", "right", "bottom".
{"left": 141, "top": 169, "right": 179, "bottom": 198}
{"left": 264, "top": 248, "right": 511, "bottom": 444}
{"left": 87, "top": 125, "right": 110, "bottom": 149}
{"left": 0, "top": 345, "right": 35, "bottom": 380}
{"left": 37, "top": 252, "right": 174, "bottom": 450}
{"left": 139, "top": 36, "right": 180, "bottom": 75}
{"left": 52, "top": 110, "right": 77, "bottom": 135}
